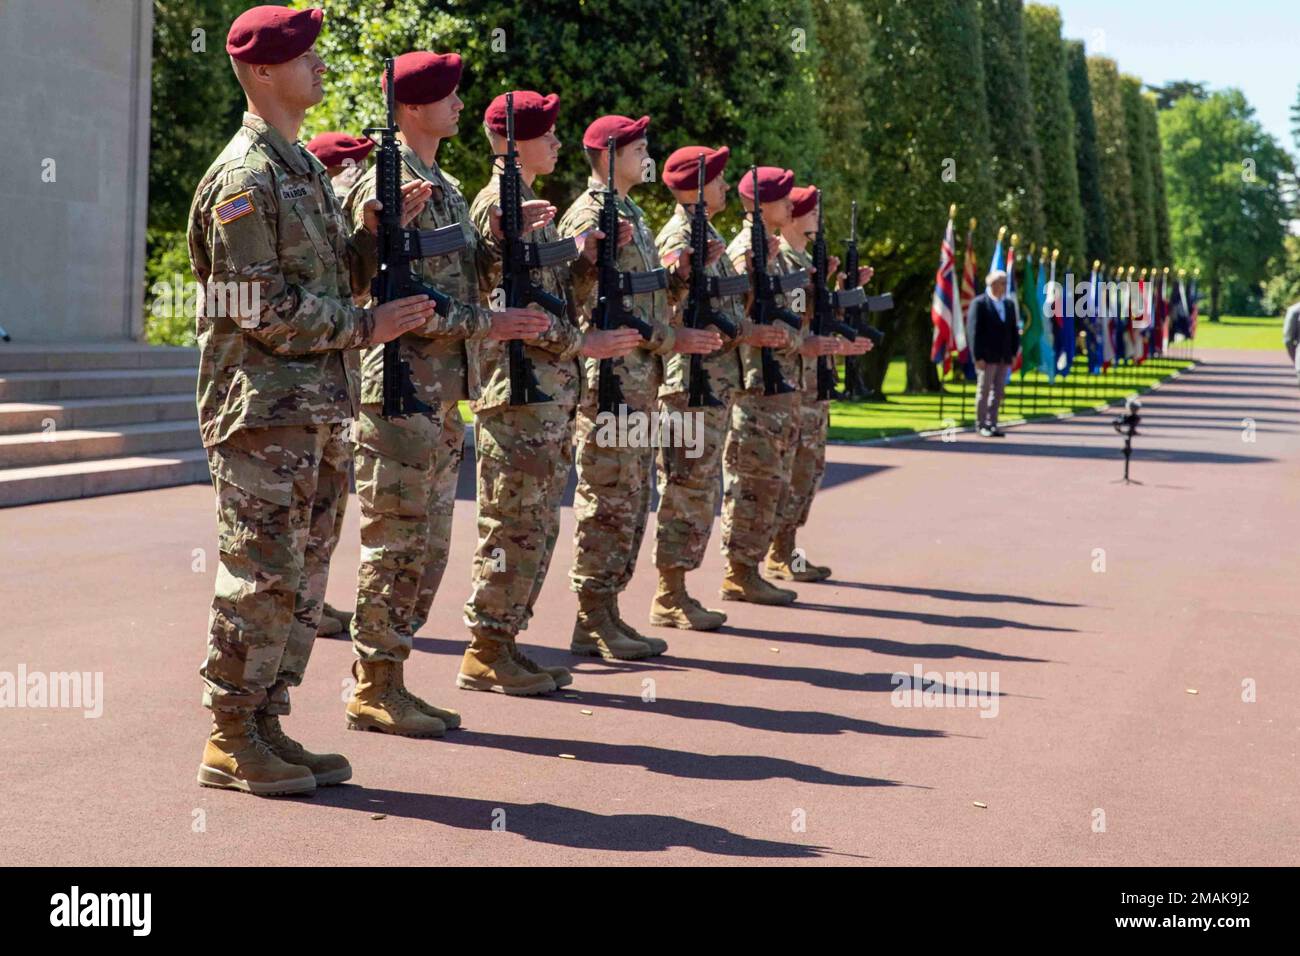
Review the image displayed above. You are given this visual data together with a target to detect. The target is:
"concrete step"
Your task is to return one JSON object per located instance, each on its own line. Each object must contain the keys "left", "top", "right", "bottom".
{"left": 0, "top": 449, "right": 210, "bottom": 508}
{"left": 0, "top": 393, "right": 196, "bottom": 435}
{"left": 0, "top": 367, "right": 196, "bottom": 402}
{"left": 0, "top": 420, "right": 201, "bottom": 469}
{"left": 0, "top": 343, "right": 198, "bottom": 373}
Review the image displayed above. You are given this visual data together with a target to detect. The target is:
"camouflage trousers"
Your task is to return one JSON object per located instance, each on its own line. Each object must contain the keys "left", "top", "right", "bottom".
{"left": 654, "top": 392, "right": 730, "bottom": 571}
{"left": 351, "top": 401, "right": 464, "bottom": 662}
{"left": 413, "top": 402, "right": 465, "bottom": 634}
{"left": 720, "top": 390, "right": 800, "bottom": 567}
{"left": 463, "top": 404, "right": 574, "bottom": 640}
{"left": 201, "top": 422, "right": 351, "bottom": 715}
{"left": 570, "top": 403, "right": 656, "bottom": 598}
{"left": 773, "top": 394, "right": 829, "bottom": 543}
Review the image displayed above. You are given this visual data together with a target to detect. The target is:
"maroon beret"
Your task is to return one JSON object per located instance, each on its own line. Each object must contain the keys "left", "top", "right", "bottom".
{"left": 789, "top": 184, "right": 818, "bottom": 218}
{"left": 582, "top": 114, "right": 651, "bottom": 150}
{"left": 662, "top": 145, "right": 731, "bottom": 191}
{"left": 738, "top": 166, "right": 795, "bottom": 203}
{"left": 484, "top": 91, "right": 560, "bottom": 140}
{"left": 382, "top": 51, "right": 462, "bottom": 105}
{"left": 226, "top": 5, "right": 323, "bottom": 65}
{"left": 306, "top": 132, "right": 374, "bottom": 168}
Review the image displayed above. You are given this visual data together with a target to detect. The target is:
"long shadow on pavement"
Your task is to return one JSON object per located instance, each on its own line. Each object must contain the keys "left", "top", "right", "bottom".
{"left": 792, "top": 602, "right": 1078, "bottom": 633}
{"left": 825, "top": 580, "right": 1082, "bottom": 608}
{"left": 522, "top": 688, "right": 950, "bottom": 737}
{"left": 893, "top": 440, "right": 1274, "bottom": 465}
{"left": 314, "top": 790, "right": 838, "bottom": 858}
{"left": 654, "top": 655, "right": 1012, "bottom": 697}
{"left": 449, "top": 731, "right": 907, "bottom": 788}
{"left": 721, "top": 625, "right": 1049, "bottom": 663}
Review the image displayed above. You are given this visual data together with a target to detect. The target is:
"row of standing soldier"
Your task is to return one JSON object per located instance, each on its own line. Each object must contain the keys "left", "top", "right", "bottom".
{"left": 190, "top": 6, "right": 881, "bottom": 797}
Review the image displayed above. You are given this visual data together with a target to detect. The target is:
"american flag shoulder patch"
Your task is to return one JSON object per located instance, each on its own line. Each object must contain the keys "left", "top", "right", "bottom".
{"left": 214, "top": 191, "right": 255, "bottom": 225}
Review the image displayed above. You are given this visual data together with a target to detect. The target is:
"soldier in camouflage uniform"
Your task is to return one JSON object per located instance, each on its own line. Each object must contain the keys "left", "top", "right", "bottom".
{"left": 720, "top": 167, "right": 839, "bottom": 606}
{"left": 650, "top": 145, "right": 791, "bottom": 631}
{"left": 558, "top": 115, "right": 722, "bottom": 660}
{"left": 191, "top": 6, "right": 439, "bottom": 796}
{"left": 342, "top": 52, "right": 552, "bottom": 731}
{"left": 459, "top": 92, "right": 643, "bottom": 693}
{"left": 770, "top": 185, "right": 875, "bottom": 583}
{"left": 302, "top": 131, "right": 376, "bottom": 640}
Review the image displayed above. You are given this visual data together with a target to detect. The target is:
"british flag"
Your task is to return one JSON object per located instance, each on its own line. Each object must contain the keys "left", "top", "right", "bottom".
{"left": 930, "top": 213, "right": 958, "bottom": 372}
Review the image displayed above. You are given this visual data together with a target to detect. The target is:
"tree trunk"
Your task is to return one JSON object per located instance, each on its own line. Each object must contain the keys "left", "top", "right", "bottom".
{"left": 1210, "top": 266, "right": 1221, "bottom": 322}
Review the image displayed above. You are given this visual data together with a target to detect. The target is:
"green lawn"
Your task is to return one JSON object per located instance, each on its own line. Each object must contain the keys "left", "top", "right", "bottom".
{"left": 828, "top": 354, "right": 1194, "bottom": 441}
{"left": 1184, "top": 315, "right": 1281, "bottom": 351}
{"left": 458, "top": 315, "right": 1279, "bottom": 441}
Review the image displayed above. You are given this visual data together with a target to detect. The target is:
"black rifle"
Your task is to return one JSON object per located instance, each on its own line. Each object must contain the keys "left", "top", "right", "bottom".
{"left": 364, "top": 57, "right": 468, "bottom": 419}
{"left": 809, "top": 191, "right": 861, "bottom": 401}
{"left": 682, "top": 154, "right": 746, "bottom": 408}
{"left": 745, "top": 166, "right": 804, "bottom": 397}
{"left": 593, "top": 135, "right": 667, "bottom": 415}
{"left": 496, "top": 92, "right": 581, "bottom": 406}
{"left": 841, "top": 201, "right": 886, "bottom": 348}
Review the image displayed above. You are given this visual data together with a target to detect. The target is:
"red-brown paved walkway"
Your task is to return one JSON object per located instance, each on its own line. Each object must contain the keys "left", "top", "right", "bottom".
{"left": 2, "top": 349, "right": 1298, "bottom": 865}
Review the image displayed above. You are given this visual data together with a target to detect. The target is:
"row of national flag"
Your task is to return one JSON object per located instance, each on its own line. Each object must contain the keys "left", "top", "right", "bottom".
{"left": 929, "top": 209, "right": 1199, "bottom": 381}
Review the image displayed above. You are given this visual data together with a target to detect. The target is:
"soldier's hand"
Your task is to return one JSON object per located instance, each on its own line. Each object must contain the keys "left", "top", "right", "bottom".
{"left": 616, "top": 220, "right": 635, "bottom": 248}
{"left": 672, "top": 245, "right": 692, "bottom": 279}
{"left": 674, "top": 327, "right": 723, "bottom": 355}
{"left": 742, "top": 324, "right": 789, "bottom": 349}
{"left": 825, "top": 255, "right": 841, "bottom": 281}
{"left": 581, "top": 328, "right": 643, "bottom": 359}
{"left": 767, "top": 235, "right": 782, "bottom": 260}
{"left": 490, "top": 199, "right": 556, "bottom": 239}
{"left": 706, "top": 238, "right": 726, "bottom": 267}
{"left": 798, "top": 335, "right": 839, "bottom": 358}
{"left": 362, "top": 180, "right": 432, "bottom": 234}
{"left": 858, "top": 264, "right": 875, "bottom": 286}
{"left": 370, "top": 295, "right": 437, "bottom": 344}
{"left": 839, "top": 336, "right": 874, "bottom": 356}
{"left": 577, "top": 229, "right": 603, "bottom": 263}
{"left": 488, "top": 307, "right": 552, "bottom": 341}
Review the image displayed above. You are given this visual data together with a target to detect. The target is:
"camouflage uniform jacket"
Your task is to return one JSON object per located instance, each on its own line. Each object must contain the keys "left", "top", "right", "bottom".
{"left": 188, "top": 113, "right": 374, "bottom": 448}
{"left": 558, "top": 178, "right": 677, "bottom": 412}
{"left": 727, "top": 221, "right": 806, "bottom": 395}
{"left": 344, "top": 144, "right": 494, "bottom": 406}
{"left": 777, "top": 237, "right": 820, "bottom": 395}
{"left": 657, "top": 207, "right": 751, "bottom": 397}
{"left": 469, "top": 172, "right": 585, "bottom": 410}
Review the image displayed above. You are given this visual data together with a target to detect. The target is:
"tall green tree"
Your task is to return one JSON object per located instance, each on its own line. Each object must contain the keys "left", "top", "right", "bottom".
{"left": 848, "top": 0, "right": 998, "bottom": 395}
{"left": 1160, "top": 89, "right": 1294, "bottom": 320}
{"left": 306, "top": 0, "right": 819, "bottom": 232}
{"left": 1120, "top": 74, "right": 1157, "bottom": 263}
{"left": 1087, "top": 56, "right": 1136, "bottom": 266}
{"left": 1147, "top": 80, "right": 1207, "bottom": 111}
{"left": 1023, "top": 3, "right": 1085, "bottom": 268}
{"left": 1064, "top": 41, "right": 1107, "bottom": 265}
{"left": 1143, "top": 93, "right": 1173, "bottom": 264}
{"left": 978, "top": 0, "right": 1046, "bottom": 245}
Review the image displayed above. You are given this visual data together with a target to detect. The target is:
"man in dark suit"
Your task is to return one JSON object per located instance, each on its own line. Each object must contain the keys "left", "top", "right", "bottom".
{"left": 967, "top": 268, "right": 1020, "bottom": 437}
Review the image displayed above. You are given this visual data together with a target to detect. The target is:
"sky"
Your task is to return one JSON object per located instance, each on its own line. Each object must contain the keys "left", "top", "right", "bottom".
{"left": 1054, "top": 0, "right": 1297, "bottom": 156}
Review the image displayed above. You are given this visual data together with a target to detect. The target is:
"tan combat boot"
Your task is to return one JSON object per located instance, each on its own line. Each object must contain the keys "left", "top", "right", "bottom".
{"left": 197, "top": 711, "right": 317, "bottom": 797}
{"left": 317, "top": 602, "right": 352, "bottom": 637}
{"left": 254, "top": 712, "right": 352, "bottom": 786}
{"left": 766, "top": 532, "right": 831, "bottom": 582}
{"left": 394, "top": 661, "right": 462, "bottom": 729}
{"left": 610, "top": 598, "right": 668, "bottom": 656}
{"left": 649, "top": 568, "right": 727, "bottom": 631}
{"left": 720, "top": 560, "right": 798, "bottom": 605}
{"left": 458, "top": 635, "right": 557, "bottom": 695}
{"left": 506, "top": 644, "right": 574, "bottom": 689}
{"left": 570, "top": 592, "right": 652, "bottom": 660}
{"left": 346, "top": 660, "right": 446, "bottom": 737}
